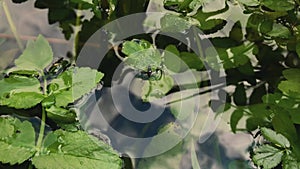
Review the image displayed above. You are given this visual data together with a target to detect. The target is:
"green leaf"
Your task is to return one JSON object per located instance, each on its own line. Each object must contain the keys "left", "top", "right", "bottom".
{"left": 253, "top": 144, "right": 283, "bottom": 169}
{"left": 142, "top": 74, "right": 174, "bottom": 102}
{"left": 0, "top": 75, "right": 42, "bottom": 97}
{"left": 283, "top": 154, "right": 300, "bottom": 169}
{"left": 282, "top": 68, "right": 300, "bottom": 83}
{"left": 121, "top": 40, "right": 151, "bottom": 56}
{"left": 0, "top": 118, "right": 14, "bottom": 139}
{"left": 261, "top": 0, "right": 295, "bottom": 12}
{"left": 0, "top": 117, "right": 36, "bottom": 165}
{"left": 160, "top": 14, "right": 192, "bottom": 32}
{"left": 233, "top": 84, "right": 247, "bottom": 106}
{"left": 180, "top": 52, "right": 203, "bottom": 70}
{"left": 261, "top": 127, "right": 290, "bottom": 148}
{"left": 164, "top": 45, "right": 181, "bottom": 73}
{"left": 278, "top": 81, "right": 300, "bottom": 99}
{"left": 14, "top": 35, "right": 53, "bottom": 72}
{"left": 53, "top": 67, "right": 104, "bottom": 107}
{"left": 46, "top": 106, "right": 76, "bottom": 123}
{"left": 237, "top": 0, "right": 259, "bottom": 6}
{"left": 230, "top": 109, "right": 244, "bottom": 133}
{"left": 272, "top": 109, "right": 298, "bottom": 143}
{"left": 32, "top": 130, "right": 122, "bottom": 169}
{"left": 0, "top": 92, "right": 44, "bottom": 109}
{"left": 124, "top": 48, "right": 162, "bottom": 71}
{"left": 267, "top": 23, "right": 291, "bottom": 39}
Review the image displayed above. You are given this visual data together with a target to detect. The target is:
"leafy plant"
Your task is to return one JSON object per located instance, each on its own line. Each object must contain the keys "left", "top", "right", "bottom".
{"left": 0, "top": 35, "right": 122, "bottom": 169}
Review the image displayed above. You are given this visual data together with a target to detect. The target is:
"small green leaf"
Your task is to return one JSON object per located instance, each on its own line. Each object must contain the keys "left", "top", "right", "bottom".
{"left": 14, "top": 35, "right": 53, "bottom": 72}
{"left": 261, "top": 0, "right": 295, "bottom": 12}
{"left": 267, "top": 23, "right": 291, "bottom": 39}
{"left": 253, "top": 144, "right": 283, "bottom": 169}
{"left": 230, "top": 109, "right": 244, "bottom": 133}
{"left": 32, "top": 130, "right": 122, "bottom": 169}
{"left": 261, "top": 127, "right": 290, "bottom": 148}
{"left": 142, "top": 74, "right": 174, "bottom": 102}
{"left": 46, "top": 106, "right": 76, "bottom": 123}
{"left": 124, "top": 48, "right": 162, "bottom": 71}
{"left": 278, "top": 81, "right": 300, "bottom": 98}
{"left": 160, "top": 14, "right": 192, "bottom": 32}
{"left": 121, "top": 40, "right": 151, "bottom": 56}
{"left": 0, "top": 92, "right": 44, "bottom": 109}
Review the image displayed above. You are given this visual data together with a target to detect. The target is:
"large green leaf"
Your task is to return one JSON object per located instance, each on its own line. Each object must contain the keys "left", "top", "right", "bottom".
{"left": 0, "top": 75, "right": 41, "bottom": 97}
{"left": 261, "top": 0, "right": 295, "bottom": 12}
{"left": 0, "top": 92, "right": 44, "bottom": 109}
{"left": 261, "top": 127, "right": 290, "bottom": 148}
{"left": 0, "top": 117, "right": 36, "bottom": 165}
{"left": 14, "top": 35, "right": 53, "bottom": 72}
{"left": 253, "top": 144, "right": 283, "bottom": 169}
{"left": 32, "top": 130, "right": 122, "bottom": 169}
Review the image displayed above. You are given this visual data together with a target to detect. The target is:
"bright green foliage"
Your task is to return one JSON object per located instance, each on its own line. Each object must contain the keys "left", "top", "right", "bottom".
{"left": 0, "top": 76, "right": 43, "bottom": 108}
{"left": 32, "top": 130, "right": 122, "bottom": 169}
{"left": 253, "top": 145, "right": 284, "bottom": 169}
{"left": 267, "top": 23, "right": 291, "bottom": 39}
{"left": 261, "top": 127, "right": 290, "bottom": 148}
{"left": 52, "top": 67, "right": 104, "bottom": 107}
{"left": 230, "top": 108, "right": 244, "bottom": 133}
{"left": 0, "top": 34, "right": 122, "bottom": 168}
{"left": 278, "top": 69, "right": 300, "bottom": 99}
{"left": 0, "top": 117, "right": 36, "bottom": 165}
{"left": 14, "top": 35, "right": 53, "bottom": 72}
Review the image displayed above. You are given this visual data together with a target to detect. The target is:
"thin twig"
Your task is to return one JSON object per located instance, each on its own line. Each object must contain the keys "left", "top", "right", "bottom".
{"left": 2, "top": 1, "right": 24, "bottom": 50}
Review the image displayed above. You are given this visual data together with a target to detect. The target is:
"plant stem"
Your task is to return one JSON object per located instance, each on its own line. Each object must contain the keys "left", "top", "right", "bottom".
{"left": 36, "top": 73, "right": 48, "bottom": 151}
{"left": 2, "top": 0, "right": 24, "bottom": 50}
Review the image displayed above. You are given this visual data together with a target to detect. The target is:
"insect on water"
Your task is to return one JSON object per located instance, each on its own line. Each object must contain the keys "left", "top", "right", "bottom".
{"left": 139, "top": 65, "right": 163, "bottom": 81}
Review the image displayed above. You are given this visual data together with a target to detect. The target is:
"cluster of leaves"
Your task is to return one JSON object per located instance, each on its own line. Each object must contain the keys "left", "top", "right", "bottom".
{"left": 159, "top": 0, "right": 300, "bottom": 168}
{"left": 11, "top": 0, "right": 150, "bottom": 55}
{"left": 0, "top": 35, "right": 122, "bottom": 169}
{"left": 7, "top": 0, "right": 300, "bottom": 168}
